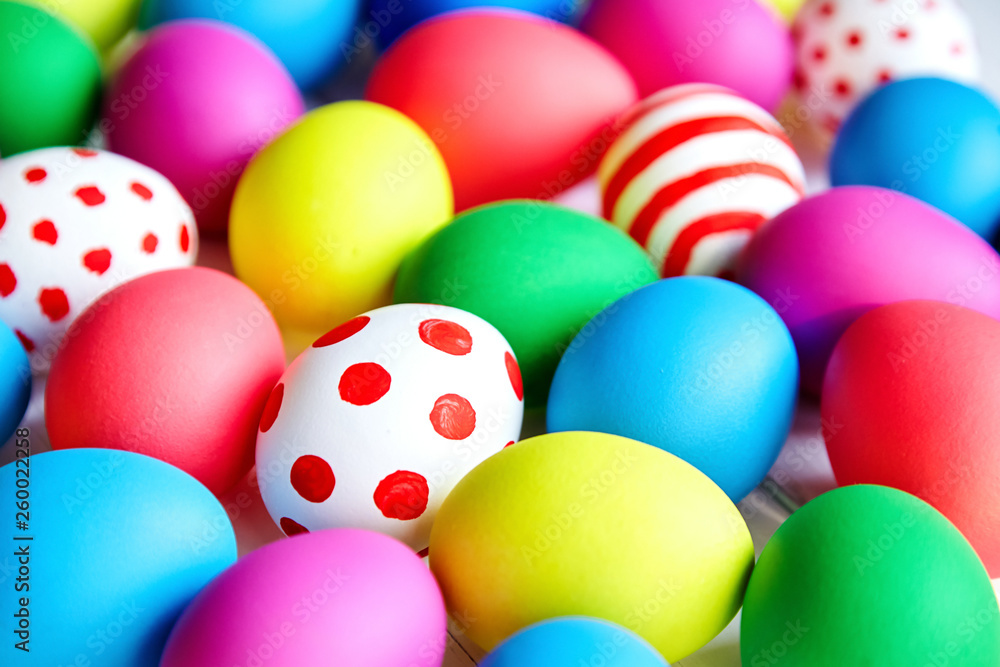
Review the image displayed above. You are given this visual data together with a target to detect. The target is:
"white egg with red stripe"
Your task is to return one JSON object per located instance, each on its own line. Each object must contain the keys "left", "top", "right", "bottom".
{"left": 599, "top": 84, "right": 806, "bottom": 278}
{"left": 792, "top": 0, "right": 979, "bottom": 137}
{"left": 0, "top": 147, "right": 197, "bottom": 373}
{"left": 255, "top": 303, "right": 524, "bottom": 552}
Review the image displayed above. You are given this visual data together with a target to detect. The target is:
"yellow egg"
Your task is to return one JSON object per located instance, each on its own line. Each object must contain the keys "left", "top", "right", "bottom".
{"left": 429, "top": 431, "right": 754, "bottom": 663}
{"left": 229, "top": 101, "right": 454, "bottom": 341}
{"left": 24, "top": 0, "right": 141, "bottom": 51}
{"left": 758, "top": 0, "right": 805, "bottom": 21}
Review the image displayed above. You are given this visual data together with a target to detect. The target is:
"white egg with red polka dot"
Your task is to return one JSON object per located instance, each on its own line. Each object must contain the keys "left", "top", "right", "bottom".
{"left": 792, "top": 0, "right": 980, "bottom": 137}
{"left": 0, "top": 147, "right": 198, "bottom": 373}
{"left": 255, "top": 303, "right": 525, "bottom": 552}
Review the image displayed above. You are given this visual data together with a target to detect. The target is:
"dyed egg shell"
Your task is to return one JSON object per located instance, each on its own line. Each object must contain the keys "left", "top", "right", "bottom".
{"left": 139, "top": 0, "right": 361, "bottom": 90}
{"left": 45, "top": 267, "right": 285, "bottom": 495}
{"left": 394, "top": 201, "right": 658, "bottom": 408}
{"left": 0, "top": 321, "right": 30, "bottom": 443}
{"left": 0, "top": 147, "right": 197, "bottom": 373}
{"left": 0, "top": 2, "right": 101, "bottom": 156}
{"left": 760, "top": 0, "right": 806, "bottom": 22}
{"left": 831, "top": 77, "right": 1000, "bottom": 240}
{"left": 736, "top": 186, "right": 1000, "bottom": 394}
{"left": 823, "top": 300, "right": 1000, "bottom": 576}
{"left": 104, "top": 20, "right": 304, "bottom": 234}
{"left": 599, "top": 84, "right": 806, "bottom": 277}
{"left": 581, "top": 0, "right": 792, "bottom": 110}
{"left": 429, "top": 431, "right": 754, "bottom": 663}
{"left": 548, "top": 277, "right": 798, "bottom": 501}
{"left": 230, "top": 101, "right": 453, "bottom": 341}
{"left": 366, "top": 10, "right": 638, "bottom": 211}
{"left": 161, "top": 529, "right": 447, "bottom": 667}
{"left": 481, "top": 618, "right": 668, "bottom": 667}
{"left": 22, "top": 0, "right": 140, "bottom": 50}
{"left": 791, "top": 0, "right": 980, "bottom": 137}
{"left": 742, "top": 485, "right": 1000, "bottom": 665}
{"left": 256, "top": 303, "right": 524, "bottom": 551}
{"left": 0, "top": 449, "right": 236, "bottom": 667}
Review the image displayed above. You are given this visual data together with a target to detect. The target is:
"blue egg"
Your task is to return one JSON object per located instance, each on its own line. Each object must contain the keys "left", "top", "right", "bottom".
{"left": 481, "top": 617, "right": 668, "bottom": 666}
{"left": 547, "top": 276, "right": 798, "bottom": 501}
{"left": 831, "top": 77, "right": 1000, "bottom": 240}
{"left": 1, "top": 449, "right": 236, "bottom": 666}
{"left": 0, "top": 320, "right": 29, "bottom": 444}
{"left": 139, "top": 0, "right": 361, "bottom": 90}
{"left": 368, "top": 0, "right": 581, "bottom": 46}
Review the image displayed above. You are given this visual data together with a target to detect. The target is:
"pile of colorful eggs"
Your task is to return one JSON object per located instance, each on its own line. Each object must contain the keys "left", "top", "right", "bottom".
{"left": 3, "top": 0, "right": 1000, "bottom": 665}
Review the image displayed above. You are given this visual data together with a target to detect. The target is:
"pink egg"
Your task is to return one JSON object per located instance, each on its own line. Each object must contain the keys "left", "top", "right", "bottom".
{"left": 160, "top": 529, "right": 447, "bottom": 667}
{"left": 45, "top": 267, "right": 285, "bottom": 495}
{"left": 581, "top": 0, "right": 793, "bottom": 111}
{"left": 737, "top": 186, "right": 1000, "bottom": 394}
{"left": 104, "top": 20, "right": 305, "bottom": 235}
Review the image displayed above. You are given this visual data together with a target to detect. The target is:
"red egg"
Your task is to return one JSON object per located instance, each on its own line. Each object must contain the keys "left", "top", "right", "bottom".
{"left": 365, "top": 9, "right": 638, "bottom": 211}
{"left": 822, "top": 300, "right": 1000, "bottom": 575}
{"left": 45, "top": 267, "right": 285, "bottom": 495}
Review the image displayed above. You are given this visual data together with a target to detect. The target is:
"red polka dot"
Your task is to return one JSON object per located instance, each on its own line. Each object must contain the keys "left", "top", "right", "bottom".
{"left": 0, "top": 203, "right": 6, "bottom": 231}
{"left": 72, "top": 148, "right": 98, "bottom": 157}
{"left": 419, "top": 319, "right": 473, "bottom": 356}
{"left": 290, "top": 455, "right": 336, "bottom": 503}
{"left": 142, "top": 233, "right": 158, "bottom": 254}
{"left": 130, "top": 182, "right": 153, "bottom": 200}
{"left": 505, "top": 351, "right": 523, "bottom": 401}
{"left": 259, "top": 382, "right": 284, "bottom": 432}
{"left": 373, "top": 470, "right": 429, "bottom": 520}
{"left": 24, "top": 168, "right": 46, "bottom": 184}
{"left": 834, "top": 79, "right": 852, "bottom": 97}
{"left": 14, "top": 330, "right": 34, "bottom": 353}
{"left": 504, "top": 440, "right": 515, "bottom": 448}
{"left": 0, "top": 264, "right": 16, "bottom": 297}
{"left": 429, "top": 394, "right": 476, "bottom": 440}
{"left": 846, "top": 31, "right": 862, "bottom": 47}
{"left": 280, "top": 517, "right": 309, "bottom": 536}
{"left": 82, "top": 248, "right": 111, "bottom": 275}
{"left": 793, "top": 69, "right": 808, "bottom": 92}
{"left": 314, "top": 316, "right": 370, "bottom": 348}
{"left": 951, "top": 42, "right": 964, "bottom": 55}
{"left": 75, "top": 186, "right": 106, "bottom": 206}
{"left": 895, "top": 28, "right": 910, "bottom": 40}
{"left": 179, "top": 225, "right": 190, "bottom": 253}
{"left": 822, "top": 114, "right": 841, "bottom": 134}
{"left": 32, "top": 220, "right": 57, "bottom": 245}
{"left": 819, "top": 1, "right": 834, "bottom": 16}
{"left": 339, "top": 362, "right": 391, "bottom": 405}
{"left": 812, "top": 46, "right": 827, "bottom": 62}
{"left": 877, "top": 69, "right": 893, "bottom": 84}
{"left": 38, "top": 287, "right": 69, "bottom": 322}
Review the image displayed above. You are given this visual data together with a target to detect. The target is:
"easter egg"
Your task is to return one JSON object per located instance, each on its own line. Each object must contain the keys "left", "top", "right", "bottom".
{"left": 23, "top": 0, "right": 141, "bottom": 50}
{"left": 0, "top": 449, "right": 236, "bottom": 667}
{"left": 366, "top": 10, "right": 638, "bottom": 211}
{"left": 45, "top": 267, "right": 285, "bottom": 495}
{"left": 429, "top": 431, "right": 754, "bottom": 662}
{"left": 104, "top": 20, "right": 304, "bottom": 234}
{"left": 139, "top": 0, "right": 361, "bottom": 90}
{"left": 548, "top": 277, "right": 798, "bottom": 501}
{"left": 831, "top": 77, "right": 1000, "bottom": 240}
{"left": 0, "top": 147, "right": 197, "bottom": 373}
{"left": 256, "top": 303, "right": 524, "bottom": 551}
{"left": 161, "top": 529, "right": 447, "bottom": 667}
{"left": 741, "top": 485, "right": 1000, "bottom": 665}
{"left": 581, "top": 0, "right": 793, "bottom": 110}
{"left": 0, "top": 321, "right": 30, "bottom": 443}
{"left": 229, "top": 101, "right": 453, "bottom": 341}
{"left": 791, "top": 0, "right": 980, "bottom": 137}
{"left": 480, "top": 617, "right": 668, "bottom": 667}
{"left": 760, "top": 0, "right": 806, "bottom": 22}
{"left": 0, "top": 2, "right": 101, "bottom": 156}
{"left": 394, "top": 201, "right": 658, "bottom": 407}
{"left": 736, "top": 186, "right": 1000, "bottom": 394}
{"left": 599, "top": 84, "right": 806, "bottom": 277}
{"left": 823, "top": 300, "right": 1000, "bottom": 576}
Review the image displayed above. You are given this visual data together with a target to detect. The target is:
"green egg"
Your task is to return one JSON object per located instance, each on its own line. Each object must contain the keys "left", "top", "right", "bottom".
{"left": 742, "top": 484, "right": 1000, "bottom": 666}
{"left": 0, "top": 1, "right": 102, "bottom": 156}
{"left": 394, "top": 200, "right": 658, "bottom": 407}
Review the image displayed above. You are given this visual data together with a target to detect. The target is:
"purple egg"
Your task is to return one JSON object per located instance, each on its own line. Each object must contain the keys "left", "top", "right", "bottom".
{"left": 737, "top": 186, "right": 1000, "bottom": 393}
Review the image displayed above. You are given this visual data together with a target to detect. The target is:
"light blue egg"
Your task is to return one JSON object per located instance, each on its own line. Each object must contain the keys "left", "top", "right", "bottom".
{"left": 0, "top": 320, "right": 29, "bottom": 444}
{"left": 1, "top": 449, "right": 236, "bottom": 666}
{"left": 547, "top": 276, "right": 799, "bottom": 501}
{"left": 831, "top": 77, "right": 1000, "bottom": 241}
{"left": 139, "top": 0, "right": 361, "bottom": 90}
{"left": 368, "top": 0, "right": 582, "bottom": 46}
{"left": 481, "top": 617, "right": 668, "bottom": 667}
